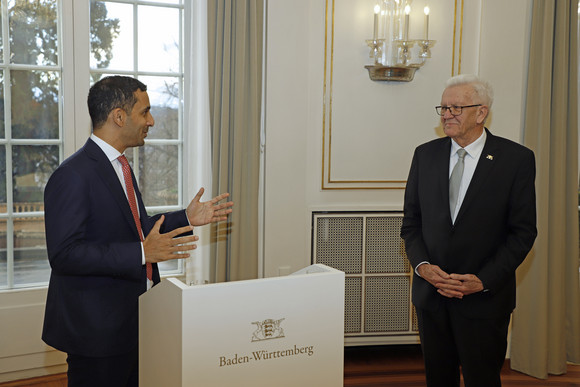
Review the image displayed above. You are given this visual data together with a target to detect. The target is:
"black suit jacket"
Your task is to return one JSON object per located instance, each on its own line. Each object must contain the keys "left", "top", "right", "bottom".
{"left": 42, "top": 138, "right": 190, "bottom": 357}
{"left": 401, "top": 129, "right": 537, "bottom": 319}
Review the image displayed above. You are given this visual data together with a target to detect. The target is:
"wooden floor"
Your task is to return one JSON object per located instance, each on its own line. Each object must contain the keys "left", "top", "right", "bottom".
{"left": 344, "top": 345, "right": 580, "bottom": 386}
{"left": 1, "top": 345, "right": 579, "bottom": 386}
{"left": 0, "top": 373, "right": 67, "bottom": 387}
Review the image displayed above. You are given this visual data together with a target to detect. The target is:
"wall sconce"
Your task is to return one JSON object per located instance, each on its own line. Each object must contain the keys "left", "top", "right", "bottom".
{"left": 365, "top": 1, "right": 436, "bottom": 82}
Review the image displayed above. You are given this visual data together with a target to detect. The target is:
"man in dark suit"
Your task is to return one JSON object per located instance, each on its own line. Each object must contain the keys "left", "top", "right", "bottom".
{"left": 42, "top": 76, "right": 233, "bottom": 387}
{"left": 401, "top": 74, "right": 537, "bottom": 387}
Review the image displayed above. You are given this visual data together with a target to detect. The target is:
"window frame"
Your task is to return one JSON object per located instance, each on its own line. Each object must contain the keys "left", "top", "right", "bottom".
{"left": 85, "top": 0, "right": 187, "bottom": 277}
{"left": 0, "top": 0, "right": 68, "bottom": 289}
{"left": 0, "top": 0, "right": 190, "bottom": 291}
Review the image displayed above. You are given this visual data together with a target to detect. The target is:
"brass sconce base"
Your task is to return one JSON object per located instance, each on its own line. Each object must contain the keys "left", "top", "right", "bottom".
{"left": 364, "top": 65, "right": 417, "bottom": 82}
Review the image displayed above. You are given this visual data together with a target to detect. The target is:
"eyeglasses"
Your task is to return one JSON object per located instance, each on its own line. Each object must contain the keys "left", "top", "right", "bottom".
{"left": 435, "top": 104, "right": 482, "bottom": 116}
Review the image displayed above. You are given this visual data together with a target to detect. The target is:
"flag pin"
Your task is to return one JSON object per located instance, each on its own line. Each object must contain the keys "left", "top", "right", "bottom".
{"left": 486, "top": 155, "right": 494, "bottom": 160}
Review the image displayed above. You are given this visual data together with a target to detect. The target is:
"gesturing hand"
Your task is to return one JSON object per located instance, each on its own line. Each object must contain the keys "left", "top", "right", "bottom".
{"left": 143, "top": 215, "right": 198, "bottom": 263}
{"left": 186, "top": 187, "right": 234, "bottom": 226}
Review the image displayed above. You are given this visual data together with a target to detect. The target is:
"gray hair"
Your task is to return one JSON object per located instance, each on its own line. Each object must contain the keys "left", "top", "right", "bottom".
{"left": 445, "top": 74, "right": 494, "bottom": 107}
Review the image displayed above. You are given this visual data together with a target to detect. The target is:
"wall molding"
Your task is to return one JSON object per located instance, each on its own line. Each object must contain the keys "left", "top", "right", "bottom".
{"left": 321, "top": 0, "right": 464, "bottom": 190}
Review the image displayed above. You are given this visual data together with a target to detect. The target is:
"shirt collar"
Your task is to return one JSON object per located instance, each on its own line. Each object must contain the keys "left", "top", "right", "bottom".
{"left": 90, "top": 133, "right": 123, "bottom": 162}
{"left": 450, "top": 129, "right": 487, "bottom": 159}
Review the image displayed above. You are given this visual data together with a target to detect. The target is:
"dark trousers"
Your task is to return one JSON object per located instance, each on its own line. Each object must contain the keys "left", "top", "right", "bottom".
{"left": 66, "top": 347, "right": 138, "bottom": 387}
{"left": 416, "top": 302, "right": 511, "bottom": 387}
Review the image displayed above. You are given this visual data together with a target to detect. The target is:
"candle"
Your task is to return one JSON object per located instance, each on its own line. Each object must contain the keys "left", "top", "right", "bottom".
{"left": 404, "top": 5, "right": 411, "bottom": 41}
{"left": 381, "top": 9, "right": 386, "bottom": 39}
{"left": 373, "top": 4, "right": 380, "bottom": 40}
{"left": 424, "top": 6, "right": 430, "bottom": 40}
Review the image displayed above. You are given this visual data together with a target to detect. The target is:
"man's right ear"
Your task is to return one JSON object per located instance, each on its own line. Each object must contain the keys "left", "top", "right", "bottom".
{"left": 112, "top": 108, "right": 125, "bottom": 127}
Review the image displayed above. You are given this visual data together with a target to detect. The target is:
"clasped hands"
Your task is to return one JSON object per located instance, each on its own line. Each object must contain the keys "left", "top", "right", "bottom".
{"left": 144, "top": 188, "right": 234, "bottom": 263}
{"left": 417, "top": 263, "right": 484, "bottom": 299}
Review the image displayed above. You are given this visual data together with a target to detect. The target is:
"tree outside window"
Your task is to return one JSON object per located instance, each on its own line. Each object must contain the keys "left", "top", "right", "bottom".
{"left": 1, "top": 0, "right": 127, "bottom": 289}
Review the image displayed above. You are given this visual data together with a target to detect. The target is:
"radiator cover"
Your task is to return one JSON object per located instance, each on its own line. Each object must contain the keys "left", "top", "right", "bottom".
{"left": 312, "top": 211, "right": 419, "bottom": 345}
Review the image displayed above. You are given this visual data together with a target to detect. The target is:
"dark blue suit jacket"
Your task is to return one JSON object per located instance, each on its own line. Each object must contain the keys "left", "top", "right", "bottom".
{"left": 401, "top": 129, "right": 537, "bottom": 319}
{"left": 42, "top": 138, "right": 189, "bottom": 357}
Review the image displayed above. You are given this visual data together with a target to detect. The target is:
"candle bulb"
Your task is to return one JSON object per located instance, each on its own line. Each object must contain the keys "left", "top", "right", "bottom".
{"left": 373, "top": 4, "right": 380, "bottom": 40}
{"left": 424, "top": 6, "right": 430, "bottom": 40}
{"left": 404, "top": 5, "right": 411, "bottom": 41}
{"left": 381, "top": 10, "right": 386, "bottom": 39}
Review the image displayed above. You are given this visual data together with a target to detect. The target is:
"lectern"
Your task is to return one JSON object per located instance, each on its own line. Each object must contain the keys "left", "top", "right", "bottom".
{"left": 139, "top": 264, "right": 345, "bottom": 387}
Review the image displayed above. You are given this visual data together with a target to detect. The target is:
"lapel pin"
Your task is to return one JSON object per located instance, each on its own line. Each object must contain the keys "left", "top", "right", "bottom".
{"left": 486, "top": 154, "right": 494, "bottom": 160}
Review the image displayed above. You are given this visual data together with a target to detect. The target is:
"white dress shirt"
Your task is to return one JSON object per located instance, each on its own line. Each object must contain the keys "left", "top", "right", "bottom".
{"left": 449, "top": 130, "right": 487, "bottom": 222}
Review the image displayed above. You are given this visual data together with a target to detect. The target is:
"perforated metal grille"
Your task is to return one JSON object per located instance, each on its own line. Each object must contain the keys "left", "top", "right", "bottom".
{"left": 366, "top": 216, "right": 410, "bottom": 274}
{"left": 364, "top": 276, "right": 410, "bottom": 333}
{"left": 312, "top": 212, "right": 418, "bottom": 340}
{"left": 315, "top": 217, "right": 363, "bottom": 274}
{"left": 345, "top": 277, "right": 362, "bottom": 333}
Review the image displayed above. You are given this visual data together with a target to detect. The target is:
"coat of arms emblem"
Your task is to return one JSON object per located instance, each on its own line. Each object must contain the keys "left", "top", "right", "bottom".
{"left": 251, "top": 318, "right": 285, "bottom": 342}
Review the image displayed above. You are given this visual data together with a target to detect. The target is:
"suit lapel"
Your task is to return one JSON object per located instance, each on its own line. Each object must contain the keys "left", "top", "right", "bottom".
{"left": 436, "top": 138, "right": 453, "bottom": 224}
{"left": 84, "top": 139, "right": 143, "bottom": 240}
{"left": 454, "top": 129, "right": 498, "bottom": 224}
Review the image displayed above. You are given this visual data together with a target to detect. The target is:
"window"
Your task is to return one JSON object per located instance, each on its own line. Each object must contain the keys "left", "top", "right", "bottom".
{"left": 89, "top": 0, "right": 185, "bottom": 275}
{"left": 0, "top": 0, "right": 62, "bottom": 289}
{"left": 0, "top": 0, "right": 186, "bottom": 290}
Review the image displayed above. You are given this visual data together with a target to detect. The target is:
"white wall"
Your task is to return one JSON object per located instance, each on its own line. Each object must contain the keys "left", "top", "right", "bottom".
{"left": 0, "top": 289, "right": 66, "bottom": 382}
{"left": 263, "top": 0, "right": 533, "bottom": 277}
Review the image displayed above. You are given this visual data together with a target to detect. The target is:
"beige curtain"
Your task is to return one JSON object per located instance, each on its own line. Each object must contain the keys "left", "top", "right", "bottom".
{"left": 511, "top": 0, "right": 580, "bottom": 379}
{"left": 207, "top": 0, "right": 263, "bottom": 282}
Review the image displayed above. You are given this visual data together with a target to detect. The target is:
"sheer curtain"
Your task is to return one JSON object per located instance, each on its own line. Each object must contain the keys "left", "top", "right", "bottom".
{"left": 184, "top": 0, "right": 214, "bottom": 286}
{"left": 207, "top": 0, "right": 264, "bottom": 282}
{"left": 510, "top": 0, "right": 580, "bottom": 379}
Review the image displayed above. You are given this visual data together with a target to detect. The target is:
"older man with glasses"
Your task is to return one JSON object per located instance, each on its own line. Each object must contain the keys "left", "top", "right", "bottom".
{"left": 401, "top": 74, "right": 537, "bottom": 387}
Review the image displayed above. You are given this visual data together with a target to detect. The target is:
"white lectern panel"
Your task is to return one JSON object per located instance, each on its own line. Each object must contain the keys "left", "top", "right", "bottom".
{"left": 139, "top": 264, "right": 345, "bottom": 387}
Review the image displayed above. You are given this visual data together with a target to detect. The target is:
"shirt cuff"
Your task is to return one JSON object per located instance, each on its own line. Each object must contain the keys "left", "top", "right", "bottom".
{"left": 140, "top": 241, "right": 146, "bottom": 265}
{"left": 415, "top": 261, "right": 430, "bottom": 277}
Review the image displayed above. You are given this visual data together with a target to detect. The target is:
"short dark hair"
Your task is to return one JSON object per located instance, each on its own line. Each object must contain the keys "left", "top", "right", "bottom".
{"left": 87, "top": 76, "right": 147, "bottom": 130}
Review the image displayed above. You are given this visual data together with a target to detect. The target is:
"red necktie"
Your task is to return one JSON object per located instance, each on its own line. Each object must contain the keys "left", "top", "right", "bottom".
{"left": 118, "top": 155, "right": 152, "bottom": 281}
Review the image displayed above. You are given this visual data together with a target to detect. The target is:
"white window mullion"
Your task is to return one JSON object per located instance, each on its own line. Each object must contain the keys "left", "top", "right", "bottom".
{"left": 69, "top": 0, "right": 91, "bottom": 154}
{"left": 2, "top": 0, "right": 14, "bottom": 289}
